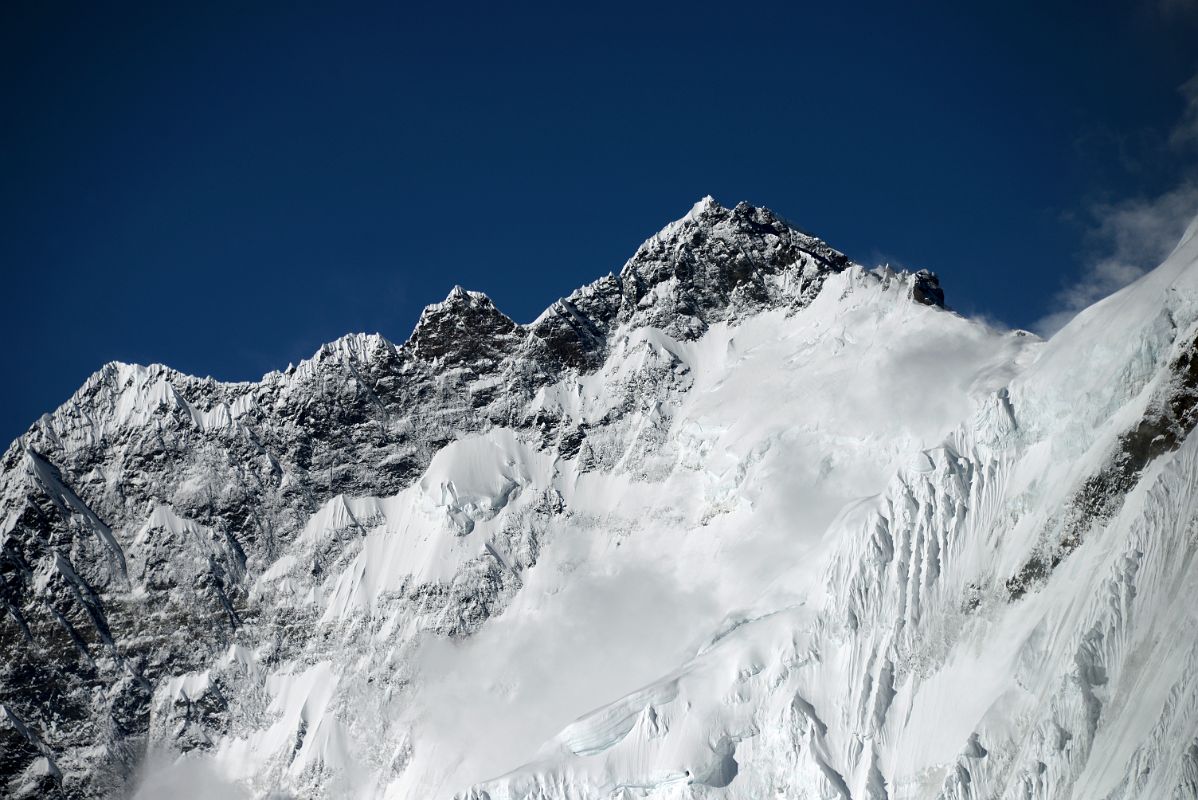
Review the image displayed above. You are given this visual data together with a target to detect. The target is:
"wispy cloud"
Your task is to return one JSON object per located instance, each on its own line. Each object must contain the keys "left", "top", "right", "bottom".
{"left": 1154, "top": 0, "right": 1198, "bottom": 20}
{"left": 1170, "top": 72, "right": 1198, "bottom": 149}
{"left": 868, "top": 250, "right": 910, "bottom": 272}
{"left": 1036, "top": 74, "right": 1198, "bottom": 337}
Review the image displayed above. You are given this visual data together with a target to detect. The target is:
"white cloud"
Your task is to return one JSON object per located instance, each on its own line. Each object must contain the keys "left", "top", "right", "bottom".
{"left": 1036, "top": 72, "right": 1198, "bottom": 337}
{"left": 1036, "top": 183, "right": 1198, "bottom": 336}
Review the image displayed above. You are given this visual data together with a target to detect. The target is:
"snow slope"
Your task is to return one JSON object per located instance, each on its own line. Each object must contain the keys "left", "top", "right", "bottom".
{"left": 1, "top": 198, "right": 1196, "bottom": 800}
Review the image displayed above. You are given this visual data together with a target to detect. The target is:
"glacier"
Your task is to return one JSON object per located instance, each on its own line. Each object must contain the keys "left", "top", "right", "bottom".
{"left": 1, "top": 197, "right": 1197, "bottom": 799}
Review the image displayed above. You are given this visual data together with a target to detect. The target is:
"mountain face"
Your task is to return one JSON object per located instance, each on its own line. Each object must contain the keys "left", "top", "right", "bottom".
{"left": 1, "top": 198, "right": 1197, "bottom": 800}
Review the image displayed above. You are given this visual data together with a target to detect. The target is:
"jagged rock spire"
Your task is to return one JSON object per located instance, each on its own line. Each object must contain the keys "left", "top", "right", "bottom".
{"left": 405, "top": 286, "right": 521, "bottom": 368}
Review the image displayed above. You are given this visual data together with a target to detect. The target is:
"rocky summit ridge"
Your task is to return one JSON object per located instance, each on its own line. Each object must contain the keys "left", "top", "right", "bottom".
{"left": 1, "top": 197, "right": 909, "bottom": 798}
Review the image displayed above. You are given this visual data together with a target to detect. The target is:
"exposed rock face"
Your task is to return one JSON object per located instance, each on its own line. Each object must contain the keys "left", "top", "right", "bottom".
{"left": 911, "top": 269, "right": 945, "bottom": 307}
{"left": 406, "top": 287, "right": 521, "bottom": 368}
{"left": 3, "top": 196, "right": 1197, "bottom": 800}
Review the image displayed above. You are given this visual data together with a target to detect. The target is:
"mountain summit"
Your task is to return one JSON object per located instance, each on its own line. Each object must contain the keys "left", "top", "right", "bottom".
{"left": 2, "top": 200, "right": 1197, "bottom": 800}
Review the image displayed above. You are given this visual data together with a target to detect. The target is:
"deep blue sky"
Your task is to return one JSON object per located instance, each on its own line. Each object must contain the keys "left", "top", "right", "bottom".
{"left": 3, "top": 1, "right": 1197, "bottom": 445}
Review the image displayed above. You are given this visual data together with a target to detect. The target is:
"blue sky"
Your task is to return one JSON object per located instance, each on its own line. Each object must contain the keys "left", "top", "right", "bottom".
{"left": 2, "top": 1, "right": 1197, "bottom": 445}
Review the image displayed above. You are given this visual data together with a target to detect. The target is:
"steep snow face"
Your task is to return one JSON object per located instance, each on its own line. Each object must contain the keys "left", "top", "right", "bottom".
{"left": 0, "top": 198, "right": 1194, "bottom": 800}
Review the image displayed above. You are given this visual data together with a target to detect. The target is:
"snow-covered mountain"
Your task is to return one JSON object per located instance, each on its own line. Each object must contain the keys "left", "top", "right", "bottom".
{"left": 2, "top": 198, "right": 1197, "bottom": 799}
